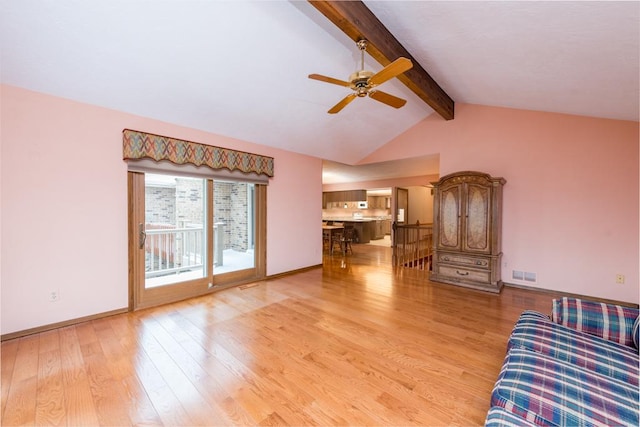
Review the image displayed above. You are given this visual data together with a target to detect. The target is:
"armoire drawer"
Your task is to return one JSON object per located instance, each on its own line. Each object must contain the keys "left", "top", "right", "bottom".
{"left": 438, "top": 253, "right": 491, "bottom": 270}
{"left": 436, "top": 265, "right": 491, "bottom": 283}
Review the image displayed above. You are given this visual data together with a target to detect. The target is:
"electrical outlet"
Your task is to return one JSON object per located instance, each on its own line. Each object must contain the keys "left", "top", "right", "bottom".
{"left": 49, "top": 290, "right": 60, "bottom": 302}
{"left": 615, "top": 274, "right": 625, "bottom": 284}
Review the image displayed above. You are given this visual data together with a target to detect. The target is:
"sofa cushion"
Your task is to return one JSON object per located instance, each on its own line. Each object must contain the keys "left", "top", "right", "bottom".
{"left": 633, "top": 316, "right": 639, "bottom": 349}
{"left": 491, "top": 348, "right": 639, "bottom": 426}
{"left": 551, "top": 297, "right": 639, "bottom": 347}
{"left": 508, "top": 311, "right": 639, "bottom": 385}
{"left": 485, "top": 406, "right": 538, "bottom": 427}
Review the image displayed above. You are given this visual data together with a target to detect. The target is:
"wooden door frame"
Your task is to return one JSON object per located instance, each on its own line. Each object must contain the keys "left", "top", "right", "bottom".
{"left": 127, "top": 172, "right": 144, "bottom": 310}
{"left": 391, "top": 187, "right": 409, "bottom": 246}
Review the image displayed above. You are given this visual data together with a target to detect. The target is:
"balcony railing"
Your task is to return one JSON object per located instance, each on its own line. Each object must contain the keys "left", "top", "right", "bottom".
{"left": 392, "top": 222, "right": 433, "bottom": 272}
{"left": 145, "top": 225, "right": 204, "bottom": 278}
{"left": 145, "top": 223, "right": 228, "bottom": 278}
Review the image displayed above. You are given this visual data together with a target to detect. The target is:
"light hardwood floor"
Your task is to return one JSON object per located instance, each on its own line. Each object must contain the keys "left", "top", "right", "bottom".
{"left": 2, "top": 244, "right": 563, "bottom": 426}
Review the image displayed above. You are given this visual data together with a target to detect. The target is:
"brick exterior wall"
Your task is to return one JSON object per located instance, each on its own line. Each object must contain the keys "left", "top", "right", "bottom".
{"left": 214, "top": 181, "right": 249, "bottom": 252}
{"left": 145, "top": 186, "right": 175, "bottom": 225}
{"left": 145, "top": 178, "right": 250, "bottom": 252}
{"left": 175, "top": 178, "right": 204, "bottom": 227}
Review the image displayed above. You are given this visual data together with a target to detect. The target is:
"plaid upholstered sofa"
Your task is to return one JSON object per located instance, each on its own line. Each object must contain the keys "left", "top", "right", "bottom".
{"left": 485, "top": 297, "right": 639, "bottom": 426}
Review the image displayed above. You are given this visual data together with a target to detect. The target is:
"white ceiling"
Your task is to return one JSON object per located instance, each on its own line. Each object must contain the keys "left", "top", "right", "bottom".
{"left": 1, "top": 1, "right": 638, "bottom": 183}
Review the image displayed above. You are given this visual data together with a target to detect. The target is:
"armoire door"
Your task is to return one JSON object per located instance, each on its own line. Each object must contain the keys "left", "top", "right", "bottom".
{"left": 437, "top": 182, "right": 463, "bottom": 251}
{"left": 463, "top": 183, "right": 492, "bottom": 254}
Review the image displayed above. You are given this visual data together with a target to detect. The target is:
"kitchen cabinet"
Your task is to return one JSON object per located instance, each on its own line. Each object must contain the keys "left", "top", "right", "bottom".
{"left": 356, "top": 222, "right": 369, "bottom": 243}
{"left": 429, "top": 171, "right": 506, "bottom": 293}
{"left": 367, "top": 196, "right": 381, "bottom": 209}
{"left": 329, "top": 219, "right": 388, "bottom": 242}
{"left": 367, "top": 196, "right": 390, "bottom": 209}
{"left": 372, "top": 220, "right": 385, "bottom": 240}
{"left": 382, "top": 219, "right": 391, "bottom": 235}
{"left": 323, "top": 190, "right": 367, "bottom": 207}
{"left": 336, "top": 220, "right": 377, "bottom": 243}
{"left": 349, "top": 221, "right": 370, "bottom": 243}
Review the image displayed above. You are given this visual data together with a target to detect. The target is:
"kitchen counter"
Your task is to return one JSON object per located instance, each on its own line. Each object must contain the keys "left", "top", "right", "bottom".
{"left": 323, "top": 218, "right": 391, "bottom": 242}
{"left": 324, "top": 216, "right": 391, "bottom": 222}
{"left": 324, "top": 218, "right": 373, "bottom": 222}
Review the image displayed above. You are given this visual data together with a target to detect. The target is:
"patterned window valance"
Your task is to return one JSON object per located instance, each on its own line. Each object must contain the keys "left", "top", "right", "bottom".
{"left": 123, "top": 129, "right": 274, "bottom": 177}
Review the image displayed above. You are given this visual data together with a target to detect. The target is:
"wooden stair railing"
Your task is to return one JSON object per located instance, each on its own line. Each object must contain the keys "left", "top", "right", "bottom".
{"left": 392, "top": 221, "right": 433, "bottom": 272}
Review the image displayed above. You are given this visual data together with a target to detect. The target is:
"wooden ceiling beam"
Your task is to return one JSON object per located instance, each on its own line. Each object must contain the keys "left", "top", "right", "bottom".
{"left": 308, "top": 0, "right": 454, "bottom": 120}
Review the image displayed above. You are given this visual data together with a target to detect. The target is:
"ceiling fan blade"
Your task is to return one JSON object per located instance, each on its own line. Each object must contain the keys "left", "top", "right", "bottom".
{"left": 368, "top": 57, "right": 413, "bottom": 87}
{"left": 369, "top": 90, "right": 407, "bottom": 109}
{"left": 308, "top": 73, "right": 351, "bottom": 87}
{"left": 328, "top": 93, "right": 357, "bottom": 114}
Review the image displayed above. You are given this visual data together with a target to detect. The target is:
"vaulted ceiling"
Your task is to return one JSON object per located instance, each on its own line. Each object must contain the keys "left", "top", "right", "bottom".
{"left": 1, "top": 1, "right": 638, "bottom": 182}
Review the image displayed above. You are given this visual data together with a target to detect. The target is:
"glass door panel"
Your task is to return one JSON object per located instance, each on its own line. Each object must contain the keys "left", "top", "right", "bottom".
{"left": 212, "top": 181, "right": 256, "bottom": 275}
{"left": 144, "top": 173, "right": 206, "bottom": 288}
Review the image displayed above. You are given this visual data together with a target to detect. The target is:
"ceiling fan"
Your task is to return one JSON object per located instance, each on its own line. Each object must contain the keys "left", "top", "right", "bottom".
{"left": 309, "top": 39, "right": 413, "bottom": 114}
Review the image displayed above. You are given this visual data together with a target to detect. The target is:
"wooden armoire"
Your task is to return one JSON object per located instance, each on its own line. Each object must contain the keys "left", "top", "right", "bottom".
{"left": 430, "top": 171, "right": 506, "bottom": 293}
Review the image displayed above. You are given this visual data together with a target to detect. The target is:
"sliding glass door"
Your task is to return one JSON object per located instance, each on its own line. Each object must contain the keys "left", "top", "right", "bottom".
{"left": 128, "top": 172, "right": 265, "bottom": 310}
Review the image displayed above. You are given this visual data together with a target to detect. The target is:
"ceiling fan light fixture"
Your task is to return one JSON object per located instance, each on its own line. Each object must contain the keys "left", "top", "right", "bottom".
{"left": 308, "top": 39, "right": 413, "bottom": 113}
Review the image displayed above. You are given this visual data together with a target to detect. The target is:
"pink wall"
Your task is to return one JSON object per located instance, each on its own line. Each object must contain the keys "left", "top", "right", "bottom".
{"left": 2, "top": 87, "right": 637, "bottom": 336}
{"left": 364, "top": 103, "right": 639, "bottom": 303}
{"left": 0, "top": 85, "right": 322, "bottom": 335}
